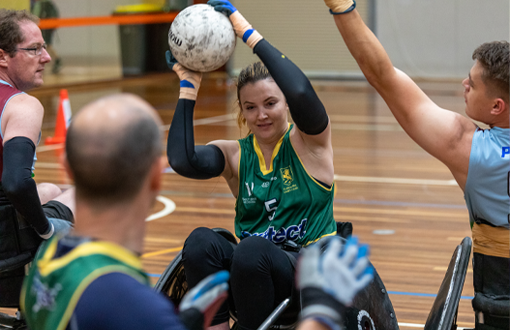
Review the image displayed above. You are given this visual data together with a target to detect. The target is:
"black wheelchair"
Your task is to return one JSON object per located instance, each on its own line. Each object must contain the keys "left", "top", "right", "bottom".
{"left": 153, "top": 227, "right": 473, "bottom": 330}
{"left": 0, "top": 204, "right": 42, "bottom": 330}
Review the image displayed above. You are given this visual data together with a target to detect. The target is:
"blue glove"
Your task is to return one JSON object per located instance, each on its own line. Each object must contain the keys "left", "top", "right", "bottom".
{"left": 165, "top": 50, "right": 178, "bottom": 70}
{"left": 207, "top": 0, "right": 237, "bottom": 16}
{"left": 179, "top": 271, "right": 229, "bottom": 330}
{"left": 297, "top": 236, "right": 374, "bottom": 330}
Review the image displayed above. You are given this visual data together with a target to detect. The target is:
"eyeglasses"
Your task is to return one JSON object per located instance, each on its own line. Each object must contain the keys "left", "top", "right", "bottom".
{"left": 17, "top": 43, "right": 47, "bottom": 56}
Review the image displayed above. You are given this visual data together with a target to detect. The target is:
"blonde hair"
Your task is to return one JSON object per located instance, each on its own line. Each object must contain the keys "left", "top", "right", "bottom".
{"left": 236, "top": 62, "right": 272, "bottom": 134}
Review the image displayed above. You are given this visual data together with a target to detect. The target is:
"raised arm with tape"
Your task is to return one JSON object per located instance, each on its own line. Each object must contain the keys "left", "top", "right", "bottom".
{"left": 209, "top": 0, "right": 329, "bottom": 135}
{"left": 165, "top": 51, "right": 226, "bottom": 180}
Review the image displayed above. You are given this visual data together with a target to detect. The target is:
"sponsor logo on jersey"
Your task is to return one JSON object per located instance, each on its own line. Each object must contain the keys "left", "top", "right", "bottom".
{"left": 502, "top": 146, "right": 510, "bottom": 158}
{"left": 243, "top": 182, "right": 257, "bottom": 204}
{"left": 241, "top": 218, "right": 307, "bottom": 244}
{"left": 280, "top": 167, "right": 293, "bottom": 186}
{"left": 31, "top": 274, "right": 62, "bottom": 313}
{"left": 280, "top": 166, "right": 298, "bottom": 193}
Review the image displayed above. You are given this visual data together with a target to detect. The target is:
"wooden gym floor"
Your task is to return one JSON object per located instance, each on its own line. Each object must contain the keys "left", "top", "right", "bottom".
{"left": 8, "top": 68, "right": 478, "bottom": 329}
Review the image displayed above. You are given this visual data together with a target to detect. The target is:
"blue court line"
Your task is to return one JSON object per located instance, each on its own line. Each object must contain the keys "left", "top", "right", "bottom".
{"left": 334, "top": 198, "right": 466, "bottom": 210}
{"left": 387, "top": 290, "right": 474, "bottom": 300}
{"left": 147, "top": 272, "right": 474, "bottom": 300}
{"left": 159, "top": 188, "right": 467, "bottom": 210}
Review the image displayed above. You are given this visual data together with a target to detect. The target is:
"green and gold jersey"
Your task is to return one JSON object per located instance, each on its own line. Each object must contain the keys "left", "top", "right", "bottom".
{"left": 21, "top": 237, "right": 149, "bottom": 330}
{"left": 235, "top": 124, "right": 336, "bottom": 246}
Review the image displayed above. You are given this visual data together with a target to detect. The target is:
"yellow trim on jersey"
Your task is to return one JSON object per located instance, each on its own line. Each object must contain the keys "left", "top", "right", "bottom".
{"left": 37, "top": 239, "right": 143, "bottom": 277}
{"left": 253, "top": 124, "right": 290, "bottom": 176}
{"left": 57, "top": 265, "right": 147, "bottom": 330}
{"left": 303, "top": 231, "right": 338, "bottom": 247}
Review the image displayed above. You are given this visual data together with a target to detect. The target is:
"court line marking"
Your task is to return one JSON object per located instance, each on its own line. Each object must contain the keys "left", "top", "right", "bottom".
{"left": 398, "top": 323, "right": 470, "bottom": 329}
{"left": 163, "top": 167, "right": 459, "bottom": 187}
{"left": 35, "top": 144, "right": 64, "bottom": 152}
{"left": 142, "top": 246, "right": 182, "bottom": 258}
{"left": 387, "top": 291, "right": 473, "bottom": 300}
{"left": 146, "top": 196, "right": 176, "bottom": 222}
{"left": 335, "top": 199, "right": 465, "bottom": 209}
{"left": 334, "top": 175, "right": 458, "bottom": 186}
{"left": 161, "top": 114, "right": 234, "bottom": 130}
{"left": 34, "top": 162, "right": 64, "bottom": 168}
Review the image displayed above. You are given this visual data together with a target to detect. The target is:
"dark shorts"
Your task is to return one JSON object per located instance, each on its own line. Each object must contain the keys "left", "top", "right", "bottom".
{"left": 41, "top": 200, "right": 74, "bottom": 223}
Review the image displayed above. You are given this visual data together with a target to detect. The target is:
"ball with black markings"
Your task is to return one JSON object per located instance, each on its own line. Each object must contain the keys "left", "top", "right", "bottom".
{"left": 168, "top": 4, "right": 236, "bottom": 72}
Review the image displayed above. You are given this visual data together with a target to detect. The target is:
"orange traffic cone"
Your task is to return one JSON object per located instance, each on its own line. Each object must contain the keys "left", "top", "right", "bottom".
{"left": 45, "top": 89, "right": 71, "bottom": 145}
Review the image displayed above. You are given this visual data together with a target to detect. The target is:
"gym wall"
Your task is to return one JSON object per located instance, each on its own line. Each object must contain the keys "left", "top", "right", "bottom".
{"left": 40, "top": 0, "right": 510, "bottom": 80}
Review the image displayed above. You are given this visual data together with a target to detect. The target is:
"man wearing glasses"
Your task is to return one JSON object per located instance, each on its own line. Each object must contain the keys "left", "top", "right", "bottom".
{"left": 0, "top": 9, "right": 74, "bottom": 304}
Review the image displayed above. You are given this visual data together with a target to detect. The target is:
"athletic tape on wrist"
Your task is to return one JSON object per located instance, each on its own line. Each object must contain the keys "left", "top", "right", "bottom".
{"left": 179, "top": 88, "right": 199, "bottom": 100}
{"left": 328, "top": 0, "right": 356, "bottom": 14}
{"left": 229, "top": 11, "right": 263, "bottom": 49}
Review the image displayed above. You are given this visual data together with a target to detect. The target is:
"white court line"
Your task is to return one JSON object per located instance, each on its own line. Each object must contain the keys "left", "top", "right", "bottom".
{"left": 398, "top": 322, "right": 469, "bottom": 330}
{"left": 334, "top": 175, "right": 458, "bottom": 186}
{"left": 35, "top": 162, "right": 64, "bottom": 169}
{"left": 330, "top": 122, "right": 403, "bottom": 132}
{"left": 329, "top": 114, "right": 398, "bottom": 123}
{"left": 53, "top": 184, "right": 175, "bottom": 221}
{"left": 146, "top": 195, "right": 176, "bottom": 222}
{"left": 36, "top": 144, "right": 64, "bottom": 152}
{"left": 39, "top": 162, "right": 459, "bottom": 187}
{"left": 161, "top": 114, "right": 234, "bottom": 130}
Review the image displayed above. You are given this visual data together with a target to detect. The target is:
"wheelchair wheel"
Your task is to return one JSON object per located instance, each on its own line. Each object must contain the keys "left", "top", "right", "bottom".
{"left": 153, "top": 250, "right": 187, "bottom": 307}
{"left": 424, "top": 237, "right": 472, "bottom": 330}
{"left": 0, "top": 311, "right": 27, "bottom": 330}
{"left": 153, "top": 228, "right": 238, "bottom": 307}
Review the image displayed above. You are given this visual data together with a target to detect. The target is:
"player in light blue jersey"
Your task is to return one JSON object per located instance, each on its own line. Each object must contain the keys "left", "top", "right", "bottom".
{"left": 321, "top": 0, "right": 509, "bottom": 329}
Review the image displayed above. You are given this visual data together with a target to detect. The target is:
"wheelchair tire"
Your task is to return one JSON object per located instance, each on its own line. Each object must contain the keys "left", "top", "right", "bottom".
{"left": 153, "top": 250, "right": 188, "bottom": 307}
{"left": 153, "top": 228, "right": 237, "bottom": 307}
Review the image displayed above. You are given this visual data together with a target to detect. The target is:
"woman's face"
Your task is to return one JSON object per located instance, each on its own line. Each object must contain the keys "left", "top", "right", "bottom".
{"left": 238, "top": 78, "right": 288, "bottom": 143}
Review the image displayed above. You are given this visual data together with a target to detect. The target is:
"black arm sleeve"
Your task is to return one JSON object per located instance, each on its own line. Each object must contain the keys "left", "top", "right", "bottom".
{"left": 2, "top": 136, "right": 50, "bottom": 235}
{"left": 167, "top": 99, "right": 225, "bottom": 180}
{"left": 253, "top": 39, "right": 329, "bottom": 135}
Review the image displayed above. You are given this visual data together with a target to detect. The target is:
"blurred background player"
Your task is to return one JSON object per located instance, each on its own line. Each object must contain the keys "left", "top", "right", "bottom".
{"left": 0, "top": 9, "right": 74, "bottom": 273}
{"left": 166, "top": 0, "right": 341, "bottom": 329}
{"left": 21, "top": 93, "right": 229, "bottom": 330}
{"left": 31, "top": 0, "right": 62, "bottom": 74}
{"left": 320, "top": 0, "right": 509, "bottom": 328}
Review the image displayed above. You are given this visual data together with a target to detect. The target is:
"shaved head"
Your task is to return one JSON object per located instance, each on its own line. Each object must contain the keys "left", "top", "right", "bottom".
{"left": 66, "top": 94, "right": 162, "bottom": 205}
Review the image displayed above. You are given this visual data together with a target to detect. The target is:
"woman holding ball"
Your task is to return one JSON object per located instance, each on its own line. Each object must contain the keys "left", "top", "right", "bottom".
{"left": 166, "top": 1, "right": 338, "bottom": 329}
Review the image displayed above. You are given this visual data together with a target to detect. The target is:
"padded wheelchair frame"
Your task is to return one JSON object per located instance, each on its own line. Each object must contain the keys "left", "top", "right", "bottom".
{"left": 154, "top": 230, "right": 472, "bottom": 330}
{"left": 0, "top": 205, "right": 38, "bottom": 329}
{"left": 423, "top": 237, "right": 472, "bottom": 330}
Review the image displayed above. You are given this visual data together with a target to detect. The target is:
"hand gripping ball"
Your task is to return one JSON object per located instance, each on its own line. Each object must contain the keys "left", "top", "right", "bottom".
{"left": 168, "top": 4, "right": 236, "bottom": 72}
